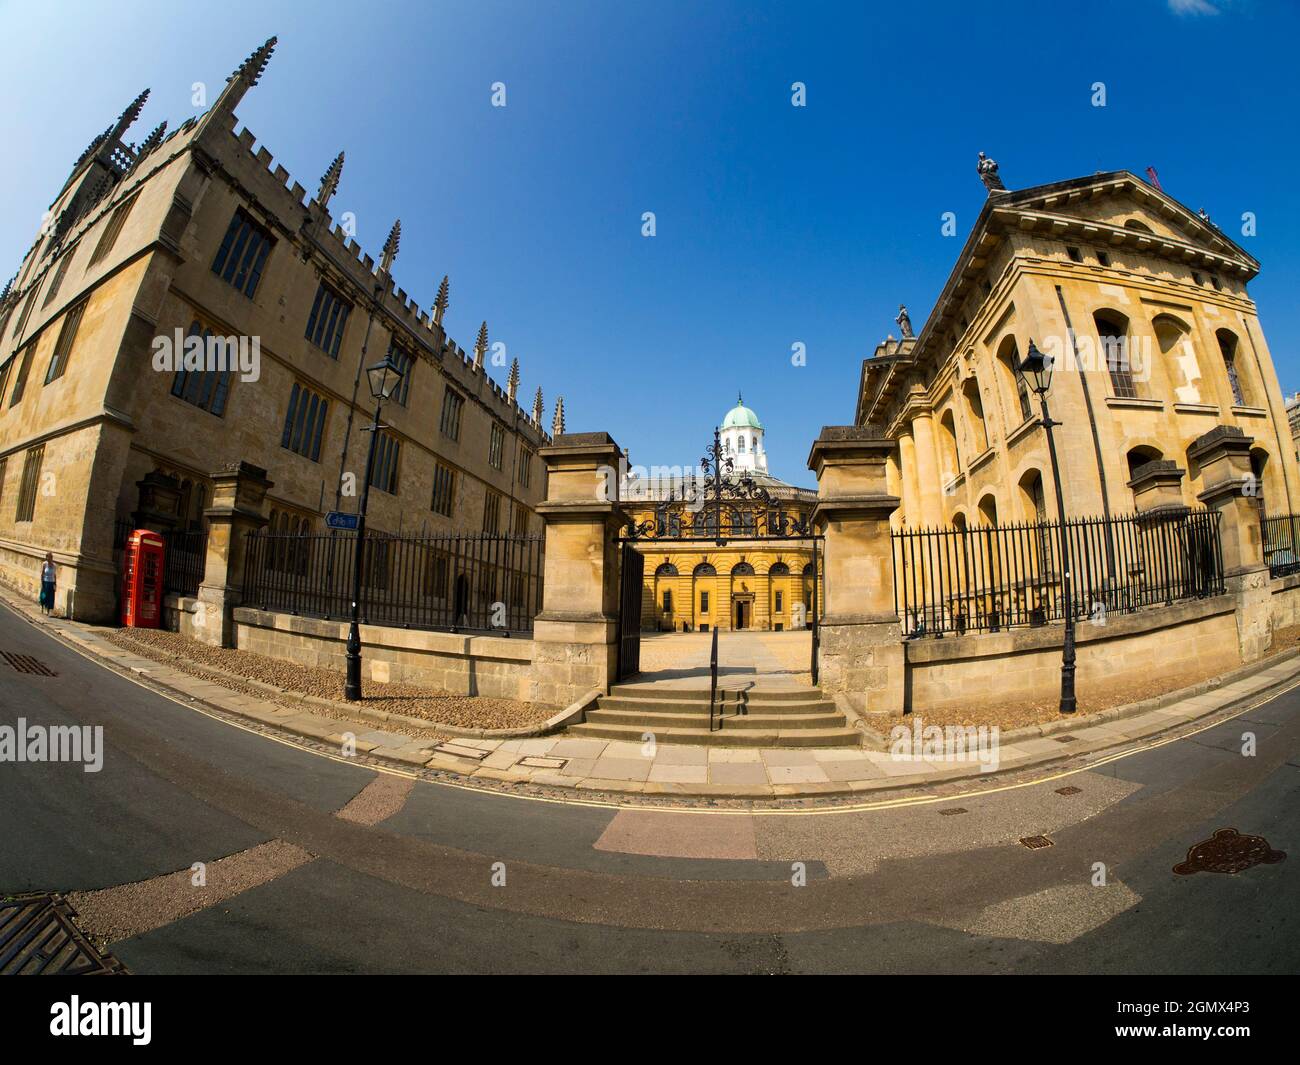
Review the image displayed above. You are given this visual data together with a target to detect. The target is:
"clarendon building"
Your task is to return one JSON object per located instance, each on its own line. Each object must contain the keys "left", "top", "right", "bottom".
{"left": 625, "top": 396, "right": 821, "bottom": 633}
{"left": 0, "top": 38, "right": 558, "bottom": 622}
{"left": 856, "top": 167, "right": 1299, "bottom": 588}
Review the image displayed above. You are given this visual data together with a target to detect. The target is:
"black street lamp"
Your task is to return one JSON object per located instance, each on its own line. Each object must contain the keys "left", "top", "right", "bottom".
{"left": 1015, "top": 340, "right": 1077, "bottom": 714}
{"left": 344, "top": 353, "right": 405, "bottom": 701}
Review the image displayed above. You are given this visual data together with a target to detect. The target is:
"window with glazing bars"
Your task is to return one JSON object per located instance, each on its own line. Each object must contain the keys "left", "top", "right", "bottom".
{"left": 280, "top": 382, "right": 329, "bottom": 461}
{"left": 211, "top": 208, "right": 273, "bottom": 298}
{"left": 44, "top": 298, "right": 87, "bottom": 384}
{"left": 42, "top": 251, "right": 75, "bottom": 308}
{"left": 386, "top": 340, "right": 414, "bottom": 406}
{"left": 7, "top": 345, "right": 35, "bottom": 408}
{"left": 371, "top": 431, "right": 401, "bottom": 494}
{"left": 518, "top": 445, "right": 533, "bottom": 487}
{"left": 305, "top": 282, "right": 351, "bottom": 357}
{"left": 440, "top": 386, "right": 464, "bottom": 440}
{"left": 483, "top": 490, "right": 502, "bottom": 533}
{"left": 170, "top": 320, "right": 233, "bottom": 416}
{"left": 488, "top": 422, "right": 505, "bottom": 469}
{"left": 89, "top": 194, "right": 139, "bottom": 267}
{"left": 15, "top": 443, "right": 44, "bottom": 522}
{"left": 431, "top": 462, "right": 455, "bottom": 516}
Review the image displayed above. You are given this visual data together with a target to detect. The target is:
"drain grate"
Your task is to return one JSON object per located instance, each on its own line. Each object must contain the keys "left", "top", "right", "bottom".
{"left": 1173, "top": 828, "right": 1287, "bottom": 876}
{"left": 0, "top": 895, "right": 124, "bottom": 975}
{"left": 1, "top": 651, "right": 57, "bottom": 677}
{"left": 1019, "top": 835, "right": 1054, "bottom": 850}
{"left": 938, "top": 807, "right": 969, "bottom": 816}
{"left": 1055, "top": 785, "right": 1083, "bottom": 796}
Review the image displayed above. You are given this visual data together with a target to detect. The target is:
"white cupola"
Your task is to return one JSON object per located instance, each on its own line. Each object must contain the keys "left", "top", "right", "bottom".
{"left": 720, "top": 393, "right": 767, "bottom": 474}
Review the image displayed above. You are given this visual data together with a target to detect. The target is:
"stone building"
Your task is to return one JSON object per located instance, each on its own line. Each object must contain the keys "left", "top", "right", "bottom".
{"left": 0, "top": 37, "right": 555, "bottom": 621}
{"left": 856, "top": 165, "right": 1300, "bottom": 532}
{"left": 624, "top": 397, "right": 820, "bottom": 632}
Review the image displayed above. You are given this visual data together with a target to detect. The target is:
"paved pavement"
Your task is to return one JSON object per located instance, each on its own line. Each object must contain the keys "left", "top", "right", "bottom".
{"left": 635, "top": 630, "right": 812, "bottom": 689}
{"left": 10, "top": 594, "right": 1300, "bottom": 800}
{"left": 1, "top": 596, "right": 1297, "bottom": 974}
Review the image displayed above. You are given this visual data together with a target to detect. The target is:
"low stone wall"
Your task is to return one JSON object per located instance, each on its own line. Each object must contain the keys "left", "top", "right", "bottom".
{"left": 904, "top": 595, "right": 1241, "bottom": 713}
{"left": 231, "top": 606, "right": 537, "bottom": 703}
{"left": 1269, "top": 573, "right": 1300, "bottom": 629}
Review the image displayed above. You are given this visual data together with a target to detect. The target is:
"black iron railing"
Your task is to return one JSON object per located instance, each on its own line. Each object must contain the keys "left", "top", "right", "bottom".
{"left": 1261, "top": 511, "right": 1300, "bottom": 578}
{"left": 163, "top": 528, "right": 208, "bottom": 597}
{"left": 242, "top": 530, "right": 544, "bottom": 636}
{"left": 892, "top": 509, "right": 1224, "bottom": 638}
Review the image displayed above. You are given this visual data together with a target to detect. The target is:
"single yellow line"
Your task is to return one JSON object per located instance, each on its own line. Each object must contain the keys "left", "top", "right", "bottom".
{"left": 21, "top": 601, "right": 1298, "bottom": 820}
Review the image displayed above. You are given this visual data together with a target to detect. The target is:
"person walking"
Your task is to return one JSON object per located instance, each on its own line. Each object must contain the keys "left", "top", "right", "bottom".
{"left": 39, "top": 553, "right": 57, "bottom": 617}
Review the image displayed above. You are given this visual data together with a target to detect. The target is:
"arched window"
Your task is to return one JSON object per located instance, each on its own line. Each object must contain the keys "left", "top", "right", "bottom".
{"left": 737, "top": 436, "right": 747, "bottom": 453}
{"left": 654, "top": 562, "right": 678, "bottom": 577}
{"left": 1217, "top": 329, "right": 1247, "bottom": 406}
{"left": 1094, "top": 311, "right": 1137, "bottom": 399}
{"left": 693, "top": 562, "right": 716, "bottom": 577}
{"left": 1250, "top": 448, "right": 1269, "bottom": 510}
{"left": 1018, "top": 470, "right": 1046, "bottom": 523}
{"left": 768, "top": 561, "right": 790, "bottom": 576}
{"left": 731, "top": 561, "right": 755, "bottom": 576}
{"left": 997, "top": 335, "right": 1032, "bottom": 424}
{"left": 962, "top": 376, "right": 988, "bottom": 453}
{"left": 977, "top": 494, "right": 998, "bottom": 527}
{"left": 1126, "top": 446, "right": 1163, "bottom": 493}
{"left": 938, "top": 408, "right": 960, "bottom": 477}
{"left": 1124, "top": 219, "right": 1154, "bottom": 234}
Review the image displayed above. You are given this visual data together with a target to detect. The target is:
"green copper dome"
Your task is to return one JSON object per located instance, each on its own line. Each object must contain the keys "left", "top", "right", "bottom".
{"left": 722, "top": 393, "right": 763, "bottom": 430}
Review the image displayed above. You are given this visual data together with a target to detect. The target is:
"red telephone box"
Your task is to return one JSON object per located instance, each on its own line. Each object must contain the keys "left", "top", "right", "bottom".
{"left": 121, "top": 530, "right": 165, "bottom": 628}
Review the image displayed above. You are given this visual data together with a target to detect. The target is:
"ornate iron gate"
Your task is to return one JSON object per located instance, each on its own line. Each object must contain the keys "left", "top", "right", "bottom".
{"left": 615, "top": 427, "right": 823, "bottom": 691}
{"left": 617, "top": 542, "right": 644, "bottom": 680}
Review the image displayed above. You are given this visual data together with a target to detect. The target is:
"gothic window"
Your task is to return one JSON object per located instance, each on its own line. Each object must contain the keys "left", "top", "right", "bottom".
{"left": 44, "top": 297, "right": 87, "bottom": 384}
{"left": 172, "top": 319, "right": 233, "bottom": 417}
{"left": 430, "top": 462, "right": 455, "bottom": 517}
{"left": 305, "top": 282, "right": 351, "bottom": 357}
{"left": 280, "top": 382, "right": 328, "bottom": 461}
{"left": 211, "top": 207, "right": 272, "bottom": 298}
{"left": 371, "top": 431, "right": 401, "bottom": 495}
{"left": 89, "top": 193, "right": 139, "bottom": 267}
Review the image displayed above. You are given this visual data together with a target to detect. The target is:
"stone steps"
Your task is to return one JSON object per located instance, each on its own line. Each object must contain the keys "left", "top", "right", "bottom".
{"left": 566, "top": 683, "right": 858, "bottom": 747}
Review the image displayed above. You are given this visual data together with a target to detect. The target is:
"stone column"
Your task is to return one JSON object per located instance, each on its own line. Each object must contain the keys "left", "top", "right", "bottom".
{"left": 1187, "top": 426, "right": 1270, "bottom": 662}
{"left": 807, "top": 426, "right": 905, "bottom": 719}
{"left": 530, "top": 432, "right": 628, "bottom": 708}
{"left": 909, "top": 408, "right": 943, "bottom": 527}
{"left": 897, "top": 430, "right": 921, "bottom": 527}
{"left": 191, "top": 461, "right": 273, "bottom": 647}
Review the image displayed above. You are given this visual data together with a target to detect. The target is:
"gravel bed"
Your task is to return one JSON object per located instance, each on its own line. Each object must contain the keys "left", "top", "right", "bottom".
{"left": 100, "top": 626, "right": 551, "bottom": 735}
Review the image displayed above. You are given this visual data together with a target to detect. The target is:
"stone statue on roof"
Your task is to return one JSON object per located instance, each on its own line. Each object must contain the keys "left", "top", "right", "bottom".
{"left": 977, "top": 151, "right": 1006, "bottom": 193}
{"left": 896, "top": 304, "right": 913, "bottom": 338}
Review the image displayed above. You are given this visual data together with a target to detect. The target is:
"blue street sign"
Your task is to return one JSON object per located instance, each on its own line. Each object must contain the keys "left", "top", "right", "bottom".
{"left": 325, "top": 511, "right": 359, "bottom": 530}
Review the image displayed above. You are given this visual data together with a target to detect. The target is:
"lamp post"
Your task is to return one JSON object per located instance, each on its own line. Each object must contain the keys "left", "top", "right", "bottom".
{"left": 1015, "top": 340, "right": 1076, "bottom": 714}
{"left": 344, "top": 353, "right": 405, "bottom": 702}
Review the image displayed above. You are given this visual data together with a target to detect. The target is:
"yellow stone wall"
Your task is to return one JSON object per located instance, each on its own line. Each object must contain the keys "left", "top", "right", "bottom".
{"left": 624, "top": 499, "right": 822, "bottom": 632}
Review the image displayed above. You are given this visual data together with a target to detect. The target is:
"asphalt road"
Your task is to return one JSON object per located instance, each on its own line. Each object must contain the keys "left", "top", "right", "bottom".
{"left": 1, "top": 601, "right": 1296, "bottom": 974}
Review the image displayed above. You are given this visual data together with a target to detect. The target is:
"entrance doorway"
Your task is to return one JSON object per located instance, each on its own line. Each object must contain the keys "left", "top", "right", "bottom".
{"left": 734, "top": 597, "right": 752, "bottom": 629}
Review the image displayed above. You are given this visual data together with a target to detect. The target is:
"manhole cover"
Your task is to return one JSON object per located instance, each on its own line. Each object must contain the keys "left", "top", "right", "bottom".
{"left": 1054, "top": 735, "right": 1078, "bottom": 743}
{"left": 1173, "top": 828, "right": 1286, "bottom": 876}
{"left": 1, "top": 651, "right": 57, "bottom": 677}
{"left": 1019, "top": 835, "right": 1054, "bottom": 850}
{"left": 938, "top": 807, "right": 969, "bottom": 816}
{"left": 1055, "top": 785, "right": 1083, "bottom": 796}
{"left": 0, "top": 894, "right": 124, "bottom": 975}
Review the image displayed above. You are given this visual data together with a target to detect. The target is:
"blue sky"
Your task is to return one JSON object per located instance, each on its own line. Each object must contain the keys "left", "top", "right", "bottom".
{"left": 2, "top": 0, "right": 1296, "bottom": 485}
